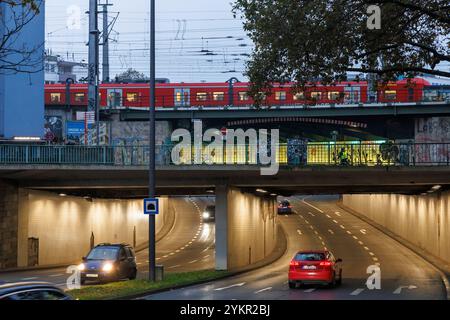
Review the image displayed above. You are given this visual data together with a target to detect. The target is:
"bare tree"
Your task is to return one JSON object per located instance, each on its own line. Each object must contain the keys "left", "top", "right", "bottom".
{"left": 0, "top": 0, "right": 44, "bottom": 74}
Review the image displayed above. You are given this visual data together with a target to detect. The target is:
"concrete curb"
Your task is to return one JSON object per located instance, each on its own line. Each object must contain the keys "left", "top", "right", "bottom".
{"left": 112, "top": 223, "right": 288, "bottom": 300}
{"left": 337, "top": 201, "right": 450, "bottom": 300}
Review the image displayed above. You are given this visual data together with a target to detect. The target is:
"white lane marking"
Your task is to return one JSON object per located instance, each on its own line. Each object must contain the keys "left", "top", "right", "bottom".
{"left": 214, "top": 282, "right": 246, "bottom": 291}
{"left": 21, "top": 277, "right": 38, "bottom": 281}
{"left": 304, "top": 288, "right": 316, "bottom": 293}
{"left": 353, "top": 236, "right": 358, "bottom": 240}
{"left": 358, "top": 241, "right": 364, "bottom": 245}
{"left": 321, "top": 241, "right": 326, "bottom": 246}
{"left": 326, "top": 214, "right": 332, "bottom": 219}
{"left": 328, "top": 229, "right": 335, "bottom": 235}
{"left": 369, "top": 252, "right": 375, "bottom": 256}
{"left": 335, "top": 212, "right": 341, "bottom": 217}
{"left": 49, "top": 274, "right": 64, "bottom": 277}
{"left": 203, "top": 255, "right": 210, "bottom": 259}
{"left": 324, "top": 247, "right": 328, "bottom": 250}
{"left": 346, "top": 230, "right": 352, "bottom": 235}
{"left": 393, "top": 285, "right": 417, "bottom": 294}
{"left": 301, "top": 199, "right": 324, "bottom": 213}
{"left": 360, "top": 229, "right": 367, "bottom": 235}
{"left": 175, "top": 250, "right": 180, "bottom": 253}
{"left": 333, "top": 220, "right": 338, "bottom": 224}
{"left": 309, "top": 226, "right": 314, "bottom": 230}
{"left": 364, "top": 246, "right": 370, "bottom": 251}
{"left": 340, "top": 225, "right": 345, "bottom": 229}
{"left": 314, "top": 231, "right": 319, "bottom": 235}
{"left": 188, "top": 260, "right": 198, "bottom": 264}
{"left": 297, "top": 229, "right": 302, "bottom": 235}
{"left": 308, "top": 212, "right": 315, "bottom": 217}
{"left": 350, "top": 288, "right": 365, "bottom": 296}
{"left": 168, "top": 265, "right": 181, "bottom": 269}
{"left": 169, "top": 252, "right": 175, "bottom": 256}
{"left": 156, "top": 258, "right": 161, "bottom": 261}
{"left": 254, "top": 287, "right": 272, "bottom": 294}
{"left": 318, "top": 236, "right": 323, "bottom": 240}
{"left": 305, "top": 220, "right": 310, "bottom": 224}
{"left": 372, "top": 257, "right": 379, "bottom": 262}
{"left": 136, "top": 262, "right": 143, "bottom": 265}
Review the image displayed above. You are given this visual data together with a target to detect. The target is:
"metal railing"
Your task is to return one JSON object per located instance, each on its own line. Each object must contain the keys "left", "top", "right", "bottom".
{"left": 0, "top": 142, "right": 449, "bottom": 167}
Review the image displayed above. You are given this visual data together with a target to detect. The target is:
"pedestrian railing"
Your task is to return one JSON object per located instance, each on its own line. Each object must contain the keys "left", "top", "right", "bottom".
{"left": 0, "top": 142, "right": 449, "bottom": 167}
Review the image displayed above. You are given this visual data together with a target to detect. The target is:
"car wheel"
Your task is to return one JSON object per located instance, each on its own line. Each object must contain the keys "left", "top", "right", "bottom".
{"left": 80, "top": 279, "right": 85, "bottom": 285}
{"left": 288, "top": 281, "right": 296, "bottom": 289}
{"left": 329, "top": 273, "right": 337, "bottom": 288}
{"left": 129, "top": 268, "right": 137, "bottom": 280}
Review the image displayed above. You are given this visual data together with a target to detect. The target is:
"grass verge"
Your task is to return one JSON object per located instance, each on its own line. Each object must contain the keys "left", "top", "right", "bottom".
{"left": 68, "top": 270, "right": 230, "bottom": 300}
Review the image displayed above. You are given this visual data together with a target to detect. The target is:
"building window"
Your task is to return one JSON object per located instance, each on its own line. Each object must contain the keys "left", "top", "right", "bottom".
{"left": 238, "top": 92, "right": 249, "bottom": 101}
{"left": 328, "top": 91, "right": 340, "bottom": 100}
{"left": 311, "top": 92, "right": 322, "bottom": 100}
{"left": 275, "top": 91, "right": 286, "bottom": 101}
{"left": 50, "top": 93, "right": 61, "bottom": 103}
{"left": 384, "top": 90, "right": 397, "bottom": 100}
{"left": 293, "top": 92, "right": 305, "bottom": 100}
{"left": 74, "top": 93, "right": 85, "bottom": 103}
{"left": 196, "top": 92, "right": 208, "bottom": 101}
{"left": 213, "top": 92, "right": 225, "bottom": 101}
{"left": 126, "top": 92, "right": 139, "bottom": 102}
{"left": 175, "top": 92, "right": 182, "bottom": 103}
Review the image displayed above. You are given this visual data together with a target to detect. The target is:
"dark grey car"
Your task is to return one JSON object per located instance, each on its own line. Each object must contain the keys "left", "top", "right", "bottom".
{"left": 0, "top": 282, "right": 72, "bottom": 300}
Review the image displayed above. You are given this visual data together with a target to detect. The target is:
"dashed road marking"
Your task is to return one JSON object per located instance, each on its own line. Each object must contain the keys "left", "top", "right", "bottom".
{"left": 369, "top": 252, "right": 375, "bottom": 256}
{"left": 353, "top": 236, "right": 358, "bottom": 240}
{"left": 333, "top": 220, "right": 338, "bottom": 224}
{"left": 350, "top": 288, "right": 365, "bottom": 296}
{"left": 360, "top": 229, "right": 367, "bottom": 235}
{"left": 188, "top": 260, "right": 198, "bottom": 264}
{"left": 335, "top": 212, "right": 341, "bottom": 217}
{"left": 21, "top": 277, "right": 38, "bottom": 281}
{"left": 168, "top": 265, "right": 181, "bottom": 269}
{"left": 304, "top": 288, "right": 316, "bottom": 293}
{"left": 340, "top": 225, "right": 346, "bottom": 229}
{"left": 326, "top": 214, "right": 332, "bottom": 218}
{"left": 346, "top": 230, "right": 352, "bottom": 235}
{"left": 297, "top": 229, "right": 302, "bottom": 235}
{"left": 255, "top": 287, "right": 272, "bottom": 294}
{"left": 214, "top": 283, "right": 246, "bottom": 291}
{"left": 308, "top": 212, "right": 315, "bottom": 217}
{"left": 364, "top": 246, "right": 370, "bottom": 251}
{"left": 328, "top": 229, "right": 335, "bottom": 235}
{"left": 358, "top": 241, "right": 364, "bottom": 245}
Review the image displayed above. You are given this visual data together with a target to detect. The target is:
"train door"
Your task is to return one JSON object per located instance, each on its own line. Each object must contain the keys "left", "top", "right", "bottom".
{"left": 344, "top": 87, "right": 360, "bottom": 104}
{"left": 107, "top": 89, "right": 123, "bottom": 108}
{"left": 174, "top": 88, "right": 190, "bottom": 107}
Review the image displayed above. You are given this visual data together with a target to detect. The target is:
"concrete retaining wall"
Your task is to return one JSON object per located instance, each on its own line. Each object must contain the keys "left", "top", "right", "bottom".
{"left": 0, "top": 180, "right": 19, "bottom": 269}
{"left": 224, "top": 187, "right": 278, "bottom": 270}
{"left": 16, "top": 190, "right": 173, "bottom": 267}
{"left": 342, "top": 192, "right": 450, "bottom": 264}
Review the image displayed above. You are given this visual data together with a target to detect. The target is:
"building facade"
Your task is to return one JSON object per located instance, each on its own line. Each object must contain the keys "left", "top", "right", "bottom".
{"left": 0, "top": 0, "right": 45, "bottom": 139}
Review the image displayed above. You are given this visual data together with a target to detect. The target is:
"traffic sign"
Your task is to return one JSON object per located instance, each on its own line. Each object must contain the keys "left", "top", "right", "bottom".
{"left": 144, "top": 198, "right": 159, "bottom": 215}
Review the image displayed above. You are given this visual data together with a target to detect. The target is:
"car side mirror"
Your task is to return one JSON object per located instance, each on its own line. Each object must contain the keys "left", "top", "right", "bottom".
{"left": 336, "top": 258, "right": 343, "bottom": 263}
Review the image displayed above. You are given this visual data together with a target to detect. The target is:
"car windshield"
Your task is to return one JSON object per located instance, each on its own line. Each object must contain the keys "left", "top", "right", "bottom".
{"left": 281, "top": 201, "right": 290, "bottom": 207}
{"left": 87, "top": 247, "right": 118, "bottom": 260}
{"left": 295, "top": 253, "right": 326, "bottom": 261}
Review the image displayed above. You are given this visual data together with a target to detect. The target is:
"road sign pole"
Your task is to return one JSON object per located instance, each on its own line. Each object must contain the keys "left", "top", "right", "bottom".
{"left": 148, "top": 0, "right": 156, "bottom": 282}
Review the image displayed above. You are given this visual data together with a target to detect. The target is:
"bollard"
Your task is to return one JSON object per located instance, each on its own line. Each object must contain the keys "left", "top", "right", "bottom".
{"left": 155, "top": 265, "right": 164, "bottom": 282}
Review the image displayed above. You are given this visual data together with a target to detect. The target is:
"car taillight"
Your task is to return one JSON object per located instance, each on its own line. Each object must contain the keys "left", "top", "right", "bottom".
{"left": 320, "top": 261, "right": 332, "bottom": 267}
{"left": 289, "top": 260, "right": 299, "bottom": 270}
{"left": 288, "top": 205, "right": 292, "bottom": 208}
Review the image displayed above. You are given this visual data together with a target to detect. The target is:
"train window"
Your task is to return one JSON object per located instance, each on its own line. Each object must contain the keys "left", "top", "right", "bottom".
{"left": 213, "top": 92, "right": 225, "bottom": 101}
{"left": 196, "top": 92, "right": 208, "bottom": 101}
{"left": 293, "top": 92, "right": 305, "bottom": 100}
{"left": 126, "top": 93, "right": 139, "bottom": 102}
{"left": 328, "top": 92, "right": 340, "bottom": 100}
{"left": 311, "top": 92, "right": 322, "bottom": 100}
{"left": 275, "top": 91, "right": 286, "bottom": 101}
{"left": 74, "top": 93, "right": 85, "bottom": 102}
{"left": 238, "top": 92, "right": 249, "bottom": 101}
{"left": 50, "top": 93, "right": 61, "bottom": 103}
{"left": 384, "top": 90, "right": 397, "bottom": 100}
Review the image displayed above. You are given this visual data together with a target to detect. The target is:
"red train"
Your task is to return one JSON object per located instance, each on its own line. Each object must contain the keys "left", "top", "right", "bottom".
{"left": 44, "top": 78, "right": 434, "bottom": 109}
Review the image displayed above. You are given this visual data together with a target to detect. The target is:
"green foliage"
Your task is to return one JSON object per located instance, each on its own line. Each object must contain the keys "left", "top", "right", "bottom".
{"left": 233, "top": 0, "right": 450, "bottom": 96}
{"left": 115, "top": 68, "right": 147, "bottom": 82}
{"left": 68, "top": 270, "right": 230, "bottom": 300}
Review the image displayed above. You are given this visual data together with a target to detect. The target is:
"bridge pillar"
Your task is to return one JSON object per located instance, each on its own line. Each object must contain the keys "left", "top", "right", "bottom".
{"left": 0, "top": 180, "right": 19, "bottom": 269}
{"left": 215, "top": 185, "right": 278, "bottom": 271}
{"left": 215, "top": 185, "right": 229, "bottom": 270}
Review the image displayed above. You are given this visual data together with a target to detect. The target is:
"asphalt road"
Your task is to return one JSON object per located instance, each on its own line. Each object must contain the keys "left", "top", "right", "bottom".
{"left": 0, "top": 196, "right": 215, "bottom": 288}
{"left": 143, "top": 195, "right": 447, "bottom": 300}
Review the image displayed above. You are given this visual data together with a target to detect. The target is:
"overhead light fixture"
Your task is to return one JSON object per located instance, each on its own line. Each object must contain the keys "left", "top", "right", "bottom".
{"left": 256, "top": 189, "right": 268, "bottom": 193}
{"left": 270, "top": 193, "right": 277, "bottom": 197}
{"left": 206, "top": 190, "right": 214, "bottom": 194}
{"left": 13, "top": 136, "right": 41, "bottom": 141}
{"left": 431, "top": 185, "right": 442, "bottom": 191}
{"left": 59, "top": 193, "right": 67, "bottom": 197}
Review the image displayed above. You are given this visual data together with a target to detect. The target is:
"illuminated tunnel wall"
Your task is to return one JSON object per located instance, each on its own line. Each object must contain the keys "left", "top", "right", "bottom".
{"left": 342, "top": 192, "right": 450, "bottom": 264}
{"left": 17, "top": 190, "right": 171, "bottom": 267}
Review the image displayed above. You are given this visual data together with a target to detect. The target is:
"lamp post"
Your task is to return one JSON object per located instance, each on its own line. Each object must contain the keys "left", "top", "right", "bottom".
{"left": 148, "top": 0, "right": 156, "bottom": 282}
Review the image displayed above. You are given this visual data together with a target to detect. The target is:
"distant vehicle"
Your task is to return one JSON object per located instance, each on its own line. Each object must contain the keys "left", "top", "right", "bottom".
{"left": 78, "top": 243, "right": 137, "bottom": 284}
{"left": 202, "top": 205, "right": 216, "bottom": 222}
{"left": 288, "top": 250, "right": 343, "bottom": 288}
{"left": 0, "top": 282, "right": 72, "bottom": 300}
{"left": 278, "top": 200, "right": 293, "bottom": 214}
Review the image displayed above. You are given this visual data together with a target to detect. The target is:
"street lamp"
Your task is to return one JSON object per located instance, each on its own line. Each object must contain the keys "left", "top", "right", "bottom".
{"left": 148, "top": 0, "right": 156, "bottom": 282}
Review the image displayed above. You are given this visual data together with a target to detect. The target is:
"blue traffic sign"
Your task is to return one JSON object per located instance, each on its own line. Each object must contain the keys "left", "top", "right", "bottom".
{"left": 144, "top": 198, "right": 159, "bottom": 215}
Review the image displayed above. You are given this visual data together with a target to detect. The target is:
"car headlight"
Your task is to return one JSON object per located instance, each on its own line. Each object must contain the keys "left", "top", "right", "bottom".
{"left": 77, "top": 263, "right": 85, "bottom": 271}
{"left": 102, "top": 262, "right": 114, "bottom": 272}
{"left": 202, "top": 212, "right": 210, "bottom": 219}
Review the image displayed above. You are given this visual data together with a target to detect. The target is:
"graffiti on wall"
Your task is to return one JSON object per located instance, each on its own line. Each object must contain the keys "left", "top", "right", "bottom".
{"left": 415, "top": 117, "right": 450, "bottom": 163}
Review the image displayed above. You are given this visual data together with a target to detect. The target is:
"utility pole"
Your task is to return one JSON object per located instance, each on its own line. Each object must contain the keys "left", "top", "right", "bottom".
{"left": 88, "top": 0, "right": 100, "bottom": 145}
{"left": 99, "top": 0, "right": 113, "bottom": 83}
{"left": 148, "top": 0, "right": 156, "bottom": 282}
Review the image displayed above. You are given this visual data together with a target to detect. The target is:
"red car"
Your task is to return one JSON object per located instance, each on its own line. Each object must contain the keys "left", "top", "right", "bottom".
{"left": 288, "top": 250, "right": 343, "bottom": 288}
